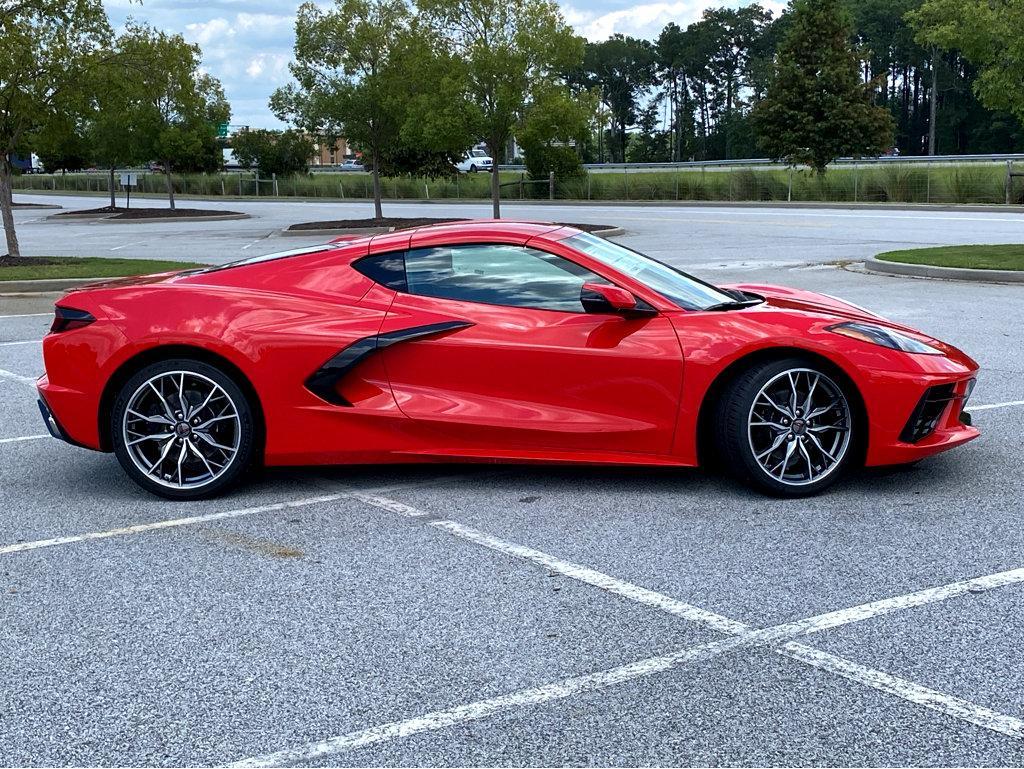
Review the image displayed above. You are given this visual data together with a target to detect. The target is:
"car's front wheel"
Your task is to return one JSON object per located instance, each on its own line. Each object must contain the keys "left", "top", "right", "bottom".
{"left": 111, "top": 359, "right": 257, "bottom": 500}
{"left": 714, "top": 358, "right": 857, "bottom": 496}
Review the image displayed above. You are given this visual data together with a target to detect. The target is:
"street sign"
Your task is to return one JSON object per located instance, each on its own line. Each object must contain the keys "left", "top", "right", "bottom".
{"left": 217, "top": 122, "right": 230, "bottom": 138}
{"left": 119, "top": 172, "right": 138, "bottom": 209}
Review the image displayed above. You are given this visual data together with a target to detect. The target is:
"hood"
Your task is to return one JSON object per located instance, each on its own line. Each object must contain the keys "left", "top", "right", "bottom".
{"left": 724, "top": 283, "right": 887, "bottom": 324}
{"left": 724, "top": 283, "right": 977, "bottom": 367}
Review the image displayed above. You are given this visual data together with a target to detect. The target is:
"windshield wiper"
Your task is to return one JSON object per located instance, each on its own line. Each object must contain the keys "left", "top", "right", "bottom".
{"left": 701, "top": 299, "right": 763, "bottom": 312}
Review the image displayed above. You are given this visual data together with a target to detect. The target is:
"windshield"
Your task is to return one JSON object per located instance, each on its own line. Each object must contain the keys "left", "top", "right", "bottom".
{"left": 565, "top": 232, "right": 737, "bottom": 310}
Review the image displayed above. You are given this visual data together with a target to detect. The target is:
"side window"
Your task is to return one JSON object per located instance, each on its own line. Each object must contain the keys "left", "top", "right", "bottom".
{"left": 353, "top": 252, "right": 407, "bottom": 291}
{"left": 403, "top": 244, "right": 606, "bottom": 312}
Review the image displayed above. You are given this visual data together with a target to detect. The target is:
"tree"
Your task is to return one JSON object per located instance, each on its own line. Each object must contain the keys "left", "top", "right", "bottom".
{"left": 231, "top": 129, "right": 315, "bottom": 176}
{"left": 519, "top": 83, "right": 596, "bottom": 183}
{"left": 115, "top": 24, "right": 229, "bottom": 209}
{"left": 418, "top": 0, "right": 584, "bottom": 217}
{"left": 576, "top": 36, "right": 657, "bottom": 163}
{"left": 274, "top": 0, "right": 417, "bottom": 219}
{"left": 33, "top": 116, "right": 92, "bottom": 174}
{"left": 751, "top": 0, "right": 893, "bottom": 172}
{"left": 0, "top": 0, "right": 111, "bottom": 256}
{"left": 907, "top": 0, "right": 1024, "bottom": 126}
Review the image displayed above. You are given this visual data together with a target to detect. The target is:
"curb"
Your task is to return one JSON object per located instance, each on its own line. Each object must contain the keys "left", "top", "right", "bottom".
{"left": 0, "top": 277, "right": 108, "bottom": 293}
{"left": 19, "top": 189, "right": 1020, "bottom": 213}
{"left": 99, "top": 212, "right": 250, "bottom": 224}
{"left": 864, "top": 257, "right": 1024, "bottom": 284}
{"left": 13, "top": 203, "right": 62, "bottom": 210}
{"left": 281, "top": 224, "right": 626, "bottom": 238}
{"left": 47, "top": 212, "right": 111, "bottom": 220}
{"left": 281, "top": 225, "right": 396, "bottom": 237}
{"left": 47, "top": 212, "right": 250, "bottom": 223}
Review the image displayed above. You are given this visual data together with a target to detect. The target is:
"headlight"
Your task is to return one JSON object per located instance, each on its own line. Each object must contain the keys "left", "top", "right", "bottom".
{"left": 827, "top": 321, "right": 943, "bottom": 355}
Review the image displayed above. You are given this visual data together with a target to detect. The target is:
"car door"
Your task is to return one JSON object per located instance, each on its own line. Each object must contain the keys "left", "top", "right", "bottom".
{"left": 369, "top": 240, "right": 684, "bottom": 456}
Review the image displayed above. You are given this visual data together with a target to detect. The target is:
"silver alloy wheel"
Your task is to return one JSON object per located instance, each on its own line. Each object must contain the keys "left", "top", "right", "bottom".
{"left": 121, "top": 370, "right": 241, "bottom": 490}
{"left": 747, "top": 367, "right": 852, "bottom": 487}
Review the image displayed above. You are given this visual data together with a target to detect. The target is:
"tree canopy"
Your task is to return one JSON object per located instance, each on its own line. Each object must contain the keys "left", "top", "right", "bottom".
{"left": 751, "top": 0, "right": 893, "bottom": 172}
{"left": 231, "top": 129, "right": 315, "bottom": 176}
{"left": 416, "top": 0, "right": 584, "bottom": 216}
{"left": 0, "top": 0, "right": 111, "bottom": 255}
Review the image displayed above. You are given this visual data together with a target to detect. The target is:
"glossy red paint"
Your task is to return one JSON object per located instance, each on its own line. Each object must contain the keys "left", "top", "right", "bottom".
{"left": 37, "top": 220, "right": 979, "bottom": 477}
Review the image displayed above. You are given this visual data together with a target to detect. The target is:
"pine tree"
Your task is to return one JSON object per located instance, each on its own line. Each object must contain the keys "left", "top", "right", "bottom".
{"left": 752, "top": 0, "right": 892, "bottom": 172}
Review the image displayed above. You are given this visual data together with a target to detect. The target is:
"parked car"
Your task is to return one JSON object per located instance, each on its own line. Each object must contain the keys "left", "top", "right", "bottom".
{"left": 37, "top": 221, "right": 979, "bottom": 500}
{"left": 338, "top": 158, "right": 365, "bottom": 172}
{"left": 456, "top": 150, "right": 493, "bottom": 173}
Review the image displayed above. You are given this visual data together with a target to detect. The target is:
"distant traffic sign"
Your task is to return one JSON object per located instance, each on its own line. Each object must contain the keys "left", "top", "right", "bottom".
{"left": 217, "top": 122, "right": 230, "bottom": 138}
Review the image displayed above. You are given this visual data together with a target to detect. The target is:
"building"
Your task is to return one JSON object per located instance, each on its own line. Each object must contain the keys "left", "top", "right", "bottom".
{"left": 310, "top": 136, "right": 351, "bottom": 166}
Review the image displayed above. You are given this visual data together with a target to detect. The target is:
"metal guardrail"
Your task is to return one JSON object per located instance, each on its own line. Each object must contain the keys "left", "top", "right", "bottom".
{"left": 499, "top": 153, "right": 1024, "bottom": 172}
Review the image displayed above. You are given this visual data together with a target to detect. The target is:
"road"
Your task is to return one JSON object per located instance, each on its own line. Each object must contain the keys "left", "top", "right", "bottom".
{"left": 2, "top": 195, "right": 1024, "bottom": 766}
{"left": 11, "top": 192, "right": 1024, "bottom": 275}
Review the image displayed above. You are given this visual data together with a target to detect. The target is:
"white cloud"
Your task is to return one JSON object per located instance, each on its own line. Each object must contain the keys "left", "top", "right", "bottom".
{"left": 562, "top": 0, "right": 787, "bottom": 42}
{"left": 104, "top": 0, "right": 785, "bottom": 129}
{"left": 245, "top": 53, "right": 291, "bottom": 81}
{"left": 184, "top": 17, "right": 234, "bottom": 45}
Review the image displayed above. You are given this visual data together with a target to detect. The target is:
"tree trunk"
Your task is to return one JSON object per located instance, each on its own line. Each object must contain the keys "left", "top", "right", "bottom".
{"left": 487, "top": 140, "right": 500, "bottom": 219}
{"left": 109, "top": 167, "right": 116, "bottom": 209}
{"left": 371, "top": 155, "right": 383, "bottom": 220}
{"left": 164, "top": 160, "right": 175, "bottom": 210}
{"left": 0, "top": 157, "right": 20, "bottom": 257}
{"left": 928, "top": 49, "right": 938, "bottom": 156}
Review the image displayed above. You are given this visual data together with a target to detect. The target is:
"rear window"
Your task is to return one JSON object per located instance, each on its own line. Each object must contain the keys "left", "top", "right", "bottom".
{"left": 353, "top": 252, "right": 407, "bottom": 290}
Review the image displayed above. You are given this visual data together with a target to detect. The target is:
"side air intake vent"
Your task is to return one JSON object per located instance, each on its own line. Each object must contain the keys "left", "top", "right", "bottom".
{"left": 900, "top": 383, "right": 956, "bottom": 443}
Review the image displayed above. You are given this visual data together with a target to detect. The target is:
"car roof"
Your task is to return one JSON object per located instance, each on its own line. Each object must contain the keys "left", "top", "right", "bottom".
{"left": 367, "top": 219, "right": 573, "bottom": 252}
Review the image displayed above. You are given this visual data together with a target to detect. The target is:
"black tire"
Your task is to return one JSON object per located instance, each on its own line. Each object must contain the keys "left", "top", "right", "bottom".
{"left": 713, "top": 357, "right": 859, "bottom": 497}
{"left": 469, "top": 164, "right": 477, "bottom": 173}
{"left": 111, "top": 358, "right": 258, "bottom": 500}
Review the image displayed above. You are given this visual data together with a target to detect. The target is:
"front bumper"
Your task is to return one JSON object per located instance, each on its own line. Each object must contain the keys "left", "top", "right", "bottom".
{"left": 865, "top": 374, "right": 979, "bottom": 466}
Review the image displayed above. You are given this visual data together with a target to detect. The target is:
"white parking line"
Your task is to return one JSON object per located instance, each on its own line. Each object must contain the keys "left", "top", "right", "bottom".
{"left": 315, "top": 493, "right": 1024, "bottom": 747}
{"left": 0, "top": 475, "right": 484, "bottom": 556}
{"left": 972, "top": 400, "right": 1024, "bottom": 412}
{"left": 110, "top": 240, "right": 147, "bottom": 252}
{"left": 0, "top": 368, "right": 36, "bottom": 384}
{"left": 0, "top": 434, "right": 48, "bottom": 445}
{"left": 778, "top": 643, "right": 1024, "bottom": 739}
{"left": 233, "top": 632, "right": 1024, "bottom": 768}
{"left": 0, "top": 339, "right": 42, "bottom": 347}
{"left": 234, "top": 494, "right": 1024, "bottom": 766}
{"left": 0, "top": 312, "right": 51, "bottom": 319}
{"left": 231, "top": 635, "right": 753, "bottom": 768}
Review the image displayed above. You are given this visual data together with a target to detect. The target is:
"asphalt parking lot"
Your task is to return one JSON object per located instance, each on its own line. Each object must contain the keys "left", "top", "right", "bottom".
{"left": 2, "top": 202, "right": 1024, "bottom": 766}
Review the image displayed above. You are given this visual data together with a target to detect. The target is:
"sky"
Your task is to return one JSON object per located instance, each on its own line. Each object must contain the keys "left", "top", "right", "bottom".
{"left": 103, "top": 0, "right": 785, "bottom": 130}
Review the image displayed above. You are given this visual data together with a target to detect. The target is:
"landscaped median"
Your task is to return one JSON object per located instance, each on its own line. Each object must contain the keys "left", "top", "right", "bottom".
{"left": 0, "top": 256, "right": 206, "bottom": 293}
{"left": 282, "top": 217, "right": 624, "bottom": 237}
{"left": 865, "top": 244, "right": 1024, "bottom": 283}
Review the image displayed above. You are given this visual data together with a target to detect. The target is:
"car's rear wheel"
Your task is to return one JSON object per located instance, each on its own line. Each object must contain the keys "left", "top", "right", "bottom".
{"left": 111, "top": 359, "right": 257, "bottom": 500}
{"left": 469, "top": 164, "right": 477, "bottom": 173}
{"left": 714, "top": 358, "right": 857, "bottom": 496}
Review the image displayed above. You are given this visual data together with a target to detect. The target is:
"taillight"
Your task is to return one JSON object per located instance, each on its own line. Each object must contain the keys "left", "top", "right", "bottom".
{"left": 50, "top": 306, "right": 96, "bottom": 333}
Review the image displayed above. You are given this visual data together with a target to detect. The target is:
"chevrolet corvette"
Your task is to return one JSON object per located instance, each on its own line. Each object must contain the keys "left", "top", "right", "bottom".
{"left": 36, "top": 220, "right": 979, "bottom": 499}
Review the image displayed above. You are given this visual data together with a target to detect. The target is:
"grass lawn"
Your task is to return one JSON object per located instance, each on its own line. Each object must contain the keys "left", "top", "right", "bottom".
{"left": 875, "top": 244, "right": 1024, "bottom": 271}
{"left": 0, "top": 256, "right": 206, "bottom": 281}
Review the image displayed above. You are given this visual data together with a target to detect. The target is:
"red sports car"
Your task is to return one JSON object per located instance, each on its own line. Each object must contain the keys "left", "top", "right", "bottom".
{"left": 36, "top": 221, "right": 979, "bottom": 499}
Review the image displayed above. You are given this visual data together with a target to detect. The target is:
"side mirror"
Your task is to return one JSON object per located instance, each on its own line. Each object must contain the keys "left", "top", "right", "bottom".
{"left": 581, "top": 282, "right": 639, "bottom": 314}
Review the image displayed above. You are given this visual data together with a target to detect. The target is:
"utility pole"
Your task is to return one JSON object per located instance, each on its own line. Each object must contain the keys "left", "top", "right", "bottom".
{"left": 928, "top": 47, "right": 938, "bottom": 156}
